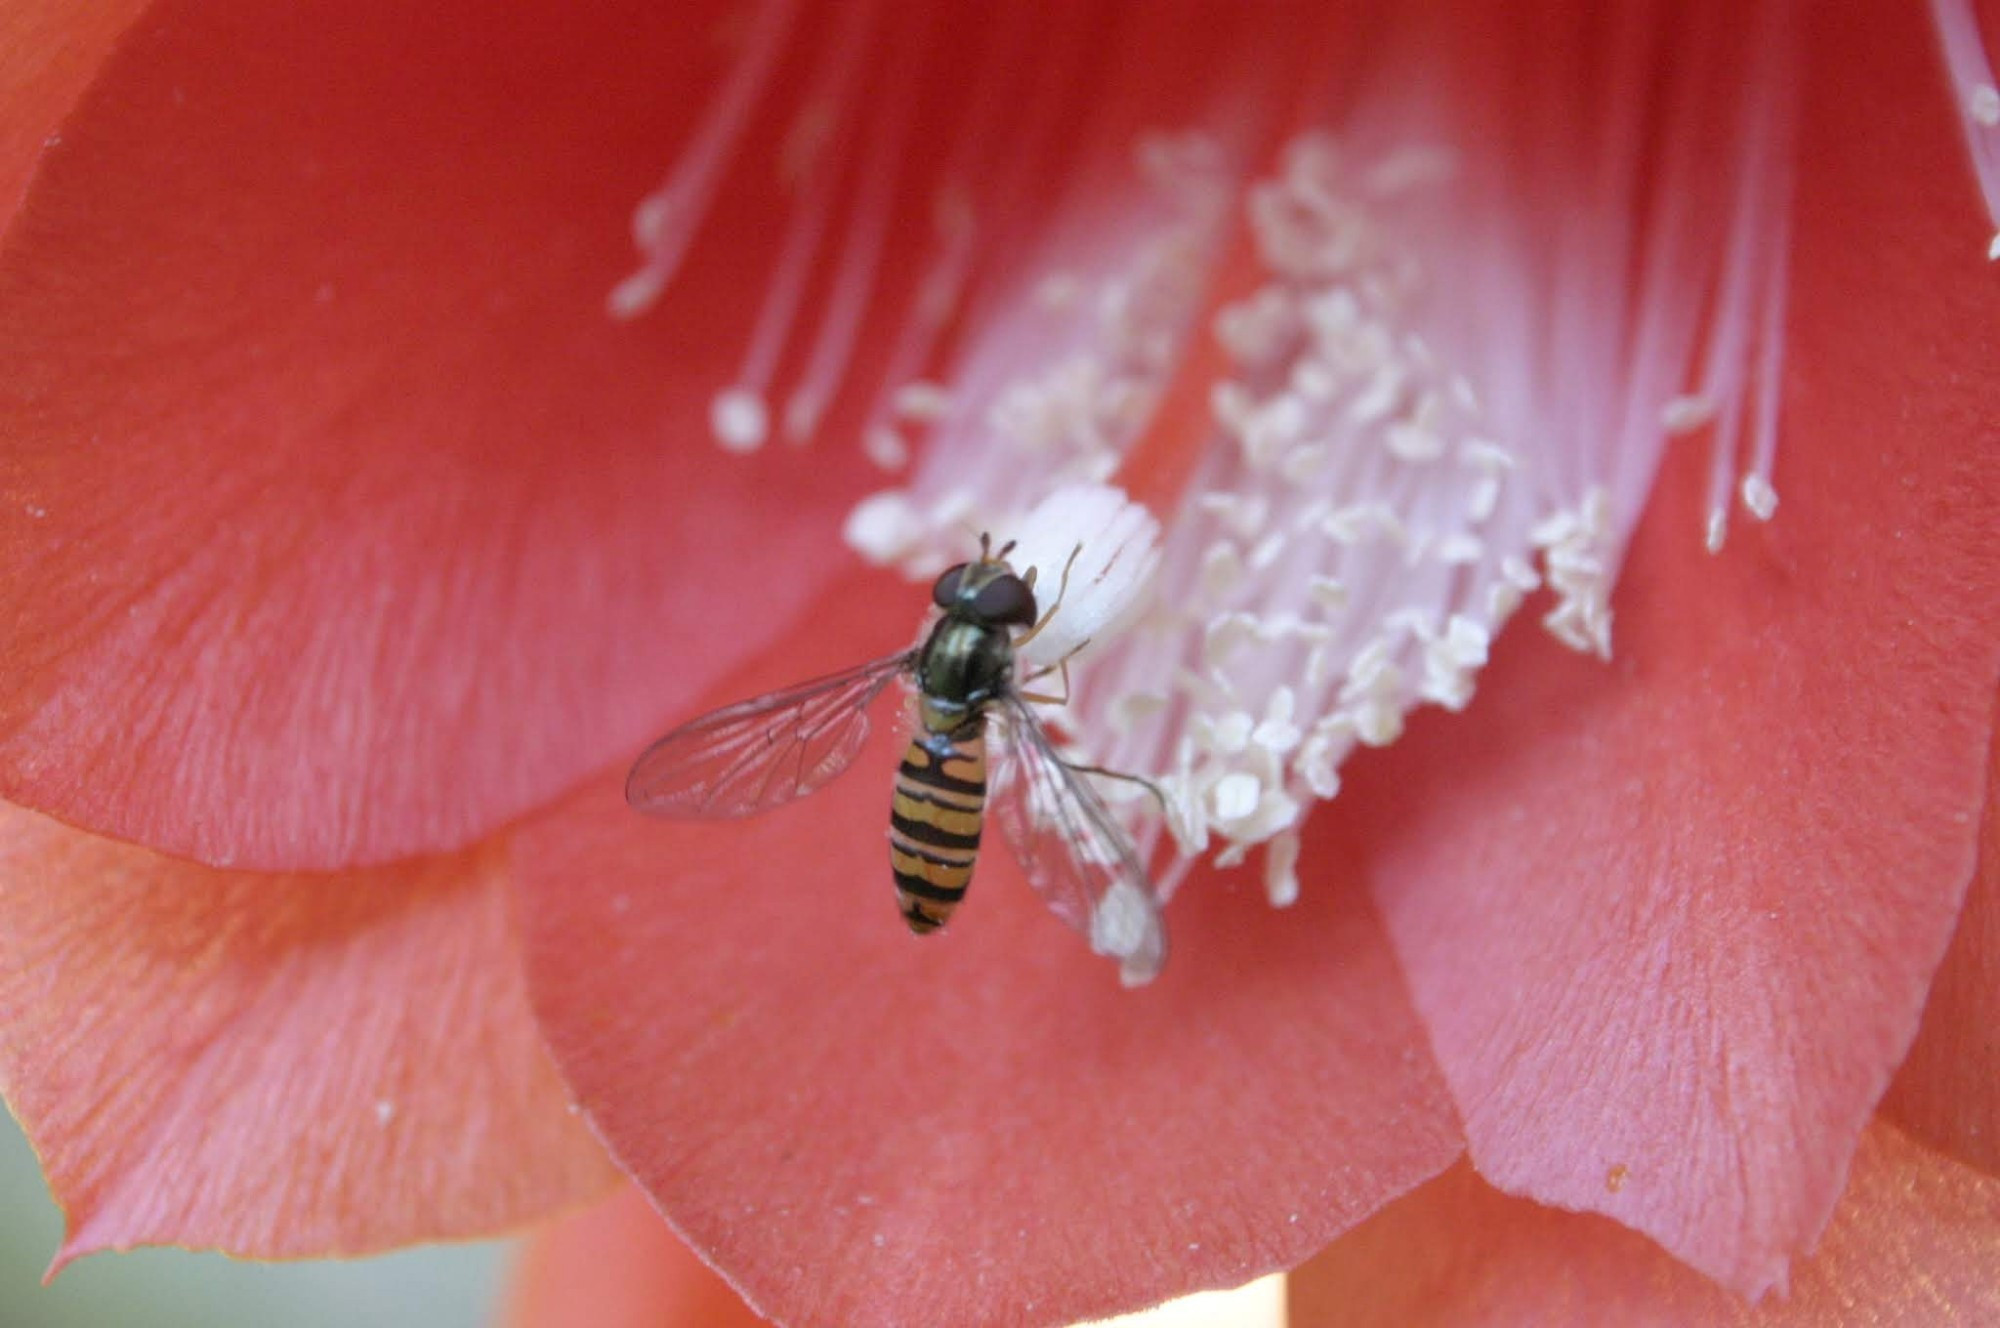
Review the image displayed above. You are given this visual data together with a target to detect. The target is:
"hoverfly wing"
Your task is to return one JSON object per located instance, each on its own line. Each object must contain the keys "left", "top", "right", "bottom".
{"left": 626, "top": 651, "right": 916, "bottom": 820}
{"left": 991, "top": 698, "right": 1166, "bottom": 983}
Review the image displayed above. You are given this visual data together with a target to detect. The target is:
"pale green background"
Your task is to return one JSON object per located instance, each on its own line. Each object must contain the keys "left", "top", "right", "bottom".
{"left": 0, "top": 1111, "right": 508, "bottom": 1328}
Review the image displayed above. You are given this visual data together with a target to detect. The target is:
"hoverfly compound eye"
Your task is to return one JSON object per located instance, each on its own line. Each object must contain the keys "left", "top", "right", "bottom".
{"left": 973, "top": 574, "right": 1038, "bottom": 627}
{"left": 932, "top": 563, "right": 969, "bottom": 608}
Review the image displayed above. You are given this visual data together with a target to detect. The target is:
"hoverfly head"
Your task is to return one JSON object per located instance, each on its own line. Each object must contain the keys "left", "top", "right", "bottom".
{"left": 931, "top": 561, "right": 968, "bottom": 608}
{"left": 968, "top": 567, "right": 1037, "bottom": 627}
{"left": 932, "top": 555, "right": 1038, "bottom": 627}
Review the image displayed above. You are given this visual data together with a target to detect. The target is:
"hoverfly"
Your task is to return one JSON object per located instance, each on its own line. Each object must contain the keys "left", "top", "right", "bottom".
{"left": 625, "top": 535, "right": 1166, "bottom": 982}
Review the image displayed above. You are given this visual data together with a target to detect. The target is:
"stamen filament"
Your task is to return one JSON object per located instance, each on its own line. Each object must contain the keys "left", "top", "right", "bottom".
{"left": 781, "top": 6, "right": 931, "bottom": 443}
{"left": 608, "top": 0, "right": 802, "bottom": 320}
{"left": 1928, "top": 0, "right": 2000, "bottom": 256}
{"left": 711, "top": 2, "right": 879, "bottom": 452}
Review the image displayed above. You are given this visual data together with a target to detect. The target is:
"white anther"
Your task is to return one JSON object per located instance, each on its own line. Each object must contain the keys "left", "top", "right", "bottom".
{"left": 711, "top": 388, "right": 770, "bottom": 452}
{"left": 892, "top": 380, "right": 954, "bottom": 422}
{"left": 1386, "top": 421, "right": 1446, "bottom": 462}
{"left": 1741, "top": 473, "right": 1778, "bottom": 520}
{"left": 1264, "top": 830, "right": 1303, "bottom": 908}
{"left": 1661, "top": 394, "right": 1717, "bottom": 434}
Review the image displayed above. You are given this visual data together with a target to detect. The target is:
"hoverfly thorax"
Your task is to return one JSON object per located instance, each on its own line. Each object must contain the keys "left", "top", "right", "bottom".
{"left": 915, "top": 569, "right": 1022, "bottom": 731}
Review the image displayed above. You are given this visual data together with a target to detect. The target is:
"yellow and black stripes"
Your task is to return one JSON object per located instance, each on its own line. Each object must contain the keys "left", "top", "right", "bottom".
{"left": 889, "top": 727, "right": 988, "bottom": 933}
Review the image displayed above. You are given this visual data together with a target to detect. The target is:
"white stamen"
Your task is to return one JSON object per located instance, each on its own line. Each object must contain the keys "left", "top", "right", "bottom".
{"left": 893, "top": 381, "right": 955, "bottom": 423}
{"left": 1927, "top": 2, "right": 2000, "bottom": 253}
{"left": 863, "top": 425, "right": 909, "bottom": 472}
{"left": 609, "top": 0, "right": 802, "bottom": 320}
{"left": 781, "top": 11, "right": 927, "bottom": 446}
{"left": 1210, "top": 772, "right": 1260, "bottom": 822}
{"left": 843, "top": 491, "right": 929, "bottom": 568}
{"left": 1092, "top": 879, "right": 1163, "bottom": 987}
{"left": 1293, "top": 718, "right": 1348, "bottom": 799}
{"left": 1741, "top": 473, "right": 1779, "bottom": 521}
{"left": 711, "top": 389, "right": 770, "bottom": 453}
{"left": 717, "top": 4, "right": 878, "bottom": 445}
{"left": 1972, "top": 84, "right": 2000, "bottom": 127}
{"left": 1661, "top": 395, "right": 1717, "bottom": 434}
{"left": 1263, "top": 830, "right": 1302, "bottom": 908}
{"left": 642, "top": 6, "right": 1816, "bottom": 943}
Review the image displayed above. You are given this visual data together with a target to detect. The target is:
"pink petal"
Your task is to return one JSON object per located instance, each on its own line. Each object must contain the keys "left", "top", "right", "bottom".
{"left": 514, "top": 570, "right": 1462, "bottom": 1328}
{"left": 1289, "top": 1117, "right": 2000, "bottom": 1326}
{"left": 504, "top": 1187, "right": 767, "bottom": 1328}
{"left": 1884, "top": 723, "right": 2000, "bottom": 1176}
{"left": 1336, "top": 0, "right": 2000, "bottom": 1288}
{"left": 0, "top": 0, "right": 146, "bottom": 219}
{"left": 0, "top": 801, "right": 619, "bottom": 1265}
{"left": 0, "top": 0, "right": 888, "bottom": 870}
{"left": 1340, "top": 2, "right": 2000, "bottom": 1297}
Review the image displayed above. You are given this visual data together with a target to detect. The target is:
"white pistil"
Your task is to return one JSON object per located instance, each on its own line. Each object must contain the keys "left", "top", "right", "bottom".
{"left": 1005, "top": 485, "right": 1162, "bottom": 674}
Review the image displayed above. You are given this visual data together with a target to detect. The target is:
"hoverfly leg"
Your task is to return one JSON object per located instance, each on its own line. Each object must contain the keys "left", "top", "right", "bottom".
{"left": 1013, "top": 543, "right": 1084, "bottom": 651}
{"left": 1016, "top": 632, "right": 1096, "bottom": 704}
{"left": 1058, "top": 757, "right": 1172, "bottom": 822}
{"left": 1016, "top": 663, "right": 1072, "bottom": 707}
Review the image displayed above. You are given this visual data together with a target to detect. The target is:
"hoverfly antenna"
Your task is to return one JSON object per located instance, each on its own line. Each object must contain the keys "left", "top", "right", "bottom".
{"left": 977, "top": 531, "right": 993, "bottom": 561}
{"left": 994, "top": 538, "right": 1018, "bottom": 562}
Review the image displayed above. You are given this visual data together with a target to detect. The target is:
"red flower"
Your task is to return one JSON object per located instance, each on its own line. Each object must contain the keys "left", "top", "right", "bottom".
{"left": 2, "top": 2, "right": 1994, "bottom": 1325}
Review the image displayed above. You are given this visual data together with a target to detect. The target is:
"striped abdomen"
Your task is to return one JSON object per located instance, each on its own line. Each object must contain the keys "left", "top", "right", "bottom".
{"left": 889, "top": 724, "right": 987, "bottom": 933}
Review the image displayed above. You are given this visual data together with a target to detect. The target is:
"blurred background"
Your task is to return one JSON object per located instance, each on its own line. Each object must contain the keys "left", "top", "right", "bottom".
{"left": 0, "top": 1111, "right": 508, "bottom": 1328}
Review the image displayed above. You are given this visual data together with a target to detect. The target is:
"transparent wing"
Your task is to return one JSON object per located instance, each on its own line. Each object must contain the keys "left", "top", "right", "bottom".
{"left": 626, "top": 651, "right": 914, "bottom": 819}
{"left": 990, "top": 698, "right": 1167, "bottom": 984}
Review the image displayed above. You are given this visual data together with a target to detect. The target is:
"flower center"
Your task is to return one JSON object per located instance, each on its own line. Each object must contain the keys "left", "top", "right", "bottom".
{"left": 617, "top": 3, "right": 1814, "bottom": 910}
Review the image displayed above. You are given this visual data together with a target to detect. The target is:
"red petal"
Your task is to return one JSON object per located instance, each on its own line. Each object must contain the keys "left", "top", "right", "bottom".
{"left": 1884, "top": 720, "right": 2000, "bottom": 1176}
{"left": 1339, "top": 3, "right": 2000, "bottom": 1298}
{"left": 0, "top": 0, "right": 887, "bottom": 870}
{"left": 504, "top": 1187, "right": 767, "bottom": 1328}
{"left": 0, "top": 0, "right": 146, "bottom": 220}
{"left": 514, "top": 570, "right": 1462, "bottom": 1328}
{"left": 1289, "top": 1117, "right": 2000, "bottom": 1326}
{"left": 0, "top": 801, "right": 620, "bottom": 1264}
